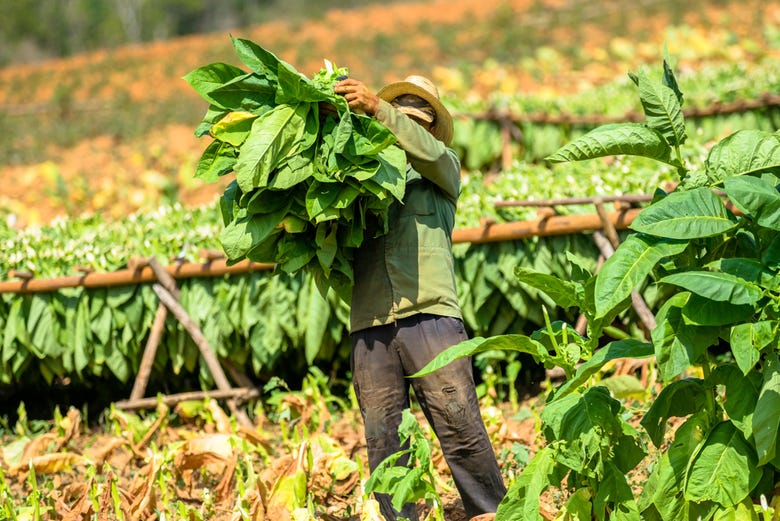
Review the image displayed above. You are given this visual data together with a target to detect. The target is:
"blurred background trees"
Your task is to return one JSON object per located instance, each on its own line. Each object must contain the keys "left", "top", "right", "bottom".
{"left": 0, "top": 0, "right": 406, "bottom": 67}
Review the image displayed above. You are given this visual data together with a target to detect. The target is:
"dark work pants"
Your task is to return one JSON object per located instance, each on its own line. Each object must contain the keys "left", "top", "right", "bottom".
{"left": 351, "top": 314, "right": 507, "bottom": 521}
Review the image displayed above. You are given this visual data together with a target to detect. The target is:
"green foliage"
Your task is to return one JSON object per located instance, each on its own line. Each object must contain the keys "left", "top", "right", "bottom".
{"left": 413, "top": 56, "right": 780, "bottom": 520}
{"left": 542, "top": 57, "right": 780, "bottom": 519}
{"left": 363, "top": 409, "right": 445, "bottom": 521}
{"left": 184, "top": 37, "right": 408, "bottom": 301}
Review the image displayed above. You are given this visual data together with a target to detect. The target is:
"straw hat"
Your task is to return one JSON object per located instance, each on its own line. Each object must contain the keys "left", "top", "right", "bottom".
{"left": 377, "top": 75, "right": 454, "bottom": 146}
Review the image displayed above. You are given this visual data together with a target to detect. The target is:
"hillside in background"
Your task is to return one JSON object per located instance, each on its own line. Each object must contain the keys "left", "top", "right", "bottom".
{"left": 0, "top": 0, "right": 777, "bottom": 227}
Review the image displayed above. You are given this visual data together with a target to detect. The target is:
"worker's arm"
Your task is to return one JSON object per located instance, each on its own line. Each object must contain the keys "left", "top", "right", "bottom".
{"left": 334, "top": 79, "right": 461, "bottom": 200}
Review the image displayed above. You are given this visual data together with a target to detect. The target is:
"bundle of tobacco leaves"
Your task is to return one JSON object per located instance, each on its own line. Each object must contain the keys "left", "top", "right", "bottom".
{"left": 184, "top": 37, "right": 406, "bottom": 300}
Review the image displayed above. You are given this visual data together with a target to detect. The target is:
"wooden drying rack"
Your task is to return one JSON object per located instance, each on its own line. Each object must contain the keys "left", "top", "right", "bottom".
{"left": 0, "top": 195, "right": 659, "bottom": 412}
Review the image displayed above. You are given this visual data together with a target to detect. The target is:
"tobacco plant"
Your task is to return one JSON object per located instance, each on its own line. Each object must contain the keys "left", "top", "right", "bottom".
{"left": 414, "top": 55, "right": 780, "bottom": 520}
{"left": 363, "top": 408, "right": 445, "bottom": 521}
{"left": 184, "top": 37, "right": 407, "bottom": 300}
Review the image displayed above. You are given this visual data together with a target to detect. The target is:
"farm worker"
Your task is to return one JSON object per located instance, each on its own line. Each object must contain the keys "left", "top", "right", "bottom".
{"left": 334, "top": 75, "right": 507, "bottom": 521}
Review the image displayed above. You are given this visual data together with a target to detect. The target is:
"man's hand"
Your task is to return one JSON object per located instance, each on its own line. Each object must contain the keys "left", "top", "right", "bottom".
{"left": 334, "top": 78, "right": 380, "bottom": 116}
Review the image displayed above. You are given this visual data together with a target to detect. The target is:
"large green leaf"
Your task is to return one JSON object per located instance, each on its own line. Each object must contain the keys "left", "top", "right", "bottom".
{"left": 234, "top": 104, "right": 309, "bottom": 192}
{"left": 706, "top": 130, "right": 780, "bottom": 183}
{"left": 729, "top": 321, "right": 776, "bottom": 375}
{"left": 752, "top": 353, "right": 780, "bottom": 466}
{"left": 724, "top": 175, "right": 780, "bottom": 231}
{"left": 708, "top": 257, "right": 778, "bottom": 288}
{"left": 652, "top": 293, "right": 720, "bottom": 382}
{"left": 514, "top": 267, "right": 584, "bottom": 309}
{"left": 545, "top": 123, "right": 672, "bottom": 164}
{"left": 73, "top": 297, "right": 90, "bottom": 376}
{"left": 541, "top": 387, "right": 622, "bottom": 473}
{"left": 300, "top": 277, "right": 330, "bottom": 365}
{"left": 269, "top": 151, "right": 315, "bottom": 190}
{"left": 373, "top": 146, "right": 407, "bottom": 202}
{"left": 659, "top": 271, "right": 763, "bottom": 305}
{"left": 661, "top": 55, "right": 684, "bottom": 105}
{"left": 560, "top": 489, "right": 593, "bottom": 521}
{"left": 709, "top": 364, "right": 762, "bottom": 440}
{"left": 230, "top": 36, "right": 282, "bottom": 79}
{"left": 636, "top": 68, "right": 687, "bottom": 147}
{"left": 104, "top": 337, "right": 132, "bottom": 383}
{"left": 594, "top": 234, "right": 687, "bottom": 318}
{"left": 276, "top": 64, "right": 332, "bottom": 104}
{"left": 305, "top": 181, "right": 344, "bottom": 221}
{"left": 711, "top": 500, "right": 762, "bottom": 521}
{"left": 314, "top": 222, "right": 338, "bottom": 273}
{"left": 641, "top": 379, "right": 709, "bottom": 447}
{"left": 219, "top": 207, "right": 290, "bottom": 260}
{"left": 208, "top": 73, "right": 276, "bottom": 111}
{"left": 182, "top": 62, "right": 247, "bottom": 107}
{"left": 195, "top": 105, "right": 230, "bottom": 137}
{"left": 411, "top": 334, "right": 549, "bottom": 378}
{"left": 495, "top": 446, "right": 560, "bottom": 521}
{"left": 681, "top": 293, "right": 757, "bottom": 327}
{"left": 630, "top": 187, "right": 738, "bottom": 239}
{"left": 594, "top": 461, "right": 641, "bottom": 521}
{"left": 349, "top": 115, "right": 399, "bottom": 157}
{"left": 763, "top": 232, "right": 780, "bottom": 269}
{"left": 685, "top": 421, "right": 761, "bottom": 507}
{"left": 639, "top": 412, "right": 718, "bottom": 521}
{"left": 4, "top": 298, "right": 29, "bottom": 358}
{"left": 245, "top": 187, "right": 294, "bottom": 215}
{"left": 210, "top": 111, "right": 257, "bottom": 146}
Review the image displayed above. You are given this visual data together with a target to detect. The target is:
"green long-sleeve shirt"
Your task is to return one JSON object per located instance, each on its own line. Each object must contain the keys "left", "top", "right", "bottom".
{"left": 349, "top": 99, "right": 462, "bottom": 333}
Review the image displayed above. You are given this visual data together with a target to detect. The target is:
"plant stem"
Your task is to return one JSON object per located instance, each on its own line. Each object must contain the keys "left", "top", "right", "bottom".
{"left": 701, "top": 352, "right": 720, "bottom": 418}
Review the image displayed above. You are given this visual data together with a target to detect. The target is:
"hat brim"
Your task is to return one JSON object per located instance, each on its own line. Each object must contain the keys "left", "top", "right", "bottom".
{"left": 377, "top": 81, "right": 454, "bottom": 146}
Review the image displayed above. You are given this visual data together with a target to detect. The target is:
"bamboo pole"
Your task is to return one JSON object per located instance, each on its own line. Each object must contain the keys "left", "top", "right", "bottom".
{"left": 0, "top": 210, "right": 642, "bottom": 294}
{"left": 0, "top": 258, "right": 274, "bottom": 294}
{"left": 451, "top": 208, "right": 640, "bottom": 244}
{"left": 129, "top": 303, "right": 167, "bottom": 402}
{"left": 152, "top": 282, "right": 254, "bottom": 428}
{"left": 593, "top": 199, "right": 621, "bottom": 249}
{"left": 452, "top": 93, "right": 780, "bottom": 126}
{"left": 115, "top": 388, "right": 259, "bottom": 411}
{"left": 128, "top": 257, "right": 181, "bottom": 402}
{"left": 495, "top": 194, "right": 654, "bottom": 208}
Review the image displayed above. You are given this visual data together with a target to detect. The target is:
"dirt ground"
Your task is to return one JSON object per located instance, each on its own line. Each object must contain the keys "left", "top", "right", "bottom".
{"left": 0, "top": 396, "right": 546, "bottom": 520}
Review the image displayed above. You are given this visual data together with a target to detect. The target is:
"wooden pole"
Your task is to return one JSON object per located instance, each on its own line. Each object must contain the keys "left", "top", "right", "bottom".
{"left": 451, "top": 208, "right": 640, "bottom": 244}
{"left": 152, "top": 283, "right": 254, "bottom": 428}
{"left": 128, "top": 257, "right": 182, "bottom": 402}
{"left": 500, "top": 117, "right": 513, "bottom": 171}
{"left": 115, "top": 388, "right": 259, "bottom": 411}
{"left": 0, "top": 210, "right": 641, "bottom": 294}
{"left": 594, "top": 199, "right": 621, "bottom": 249}
{"left": 0, "top": 258, "right": 274, "bottom": 294}
{"left": 495, "top": 194, "right": 653, "bottom": 208}
{"left": 129, "top": 303, "right": 167, "bottom": 401}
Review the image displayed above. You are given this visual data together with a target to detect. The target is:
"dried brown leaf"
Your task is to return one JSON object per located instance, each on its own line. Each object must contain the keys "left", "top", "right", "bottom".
{"left": 60, "top": 407, "right": 83, "bottom": 446}
{"left": 173, "top": 433, "right": 235, "bottom": 478}
{"left": 237, "top": 423, "right": 273, "bottom": 452}
{"left": 128, "top": 455, "right": 161, "bottom": 517}
{"left": 18, "top": 452, "right": 90, "bottom": 474}
{"left": 134, "top": 402, "right": 170, "bottom": 451}
{"left": 17, "top": 433, "right": 59, "bottom": 466}
{"left": 214, "top": 455, "right": 237, "bottom": 503}
{"left": 83, "top": 435, "right": 128, "bottom": 467}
